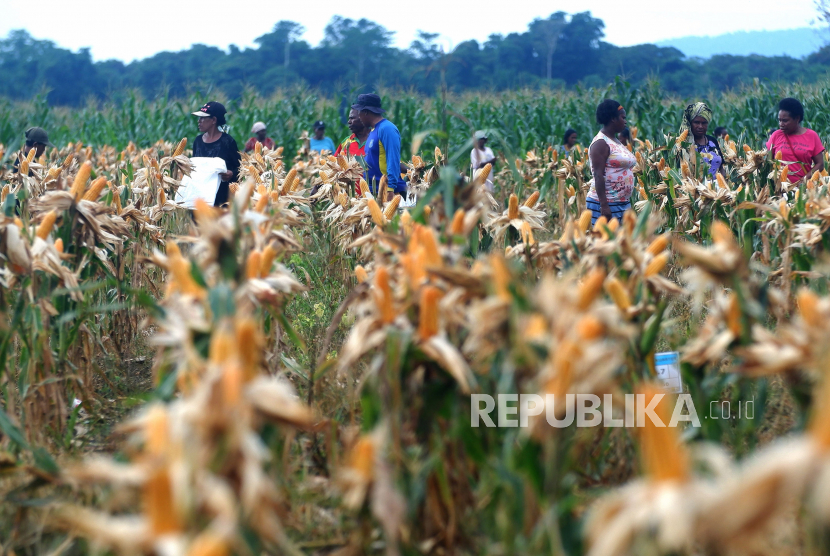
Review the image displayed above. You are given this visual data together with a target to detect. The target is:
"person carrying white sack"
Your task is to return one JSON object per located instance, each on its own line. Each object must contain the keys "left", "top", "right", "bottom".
{"left": 190, "top": 101, "right": 241, "bottom": 207}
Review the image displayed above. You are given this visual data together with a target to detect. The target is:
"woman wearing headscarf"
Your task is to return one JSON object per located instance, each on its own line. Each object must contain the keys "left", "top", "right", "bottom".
{"left": 192, "top": 101, "right": 241, "bottom": 207}
{"left": 680, "top": 102, "right": 725, "bottom": 178}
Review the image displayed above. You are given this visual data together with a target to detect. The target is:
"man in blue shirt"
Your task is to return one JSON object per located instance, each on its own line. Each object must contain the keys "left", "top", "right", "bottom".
{"left": 309, "top": 121, "right": 336, "bottom": 154}
{"left": 352, "top": 94, "right": 405, "bottom": 199}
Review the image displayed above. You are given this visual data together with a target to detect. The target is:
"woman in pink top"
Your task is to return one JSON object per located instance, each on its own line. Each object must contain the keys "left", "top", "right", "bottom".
{"left": 766, "top": 98, "right": 825, "bottom": 182}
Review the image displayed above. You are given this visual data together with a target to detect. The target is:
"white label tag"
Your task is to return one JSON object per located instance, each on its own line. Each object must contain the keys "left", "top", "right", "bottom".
{"left": 655, "top": 351, "right": 683, "bottom": 394}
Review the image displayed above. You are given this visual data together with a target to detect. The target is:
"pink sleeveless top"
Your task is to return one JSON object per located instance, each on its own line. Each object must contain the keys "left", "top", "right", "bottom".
{"left": 587, "top": 132, "right": 636, "bottom": 203}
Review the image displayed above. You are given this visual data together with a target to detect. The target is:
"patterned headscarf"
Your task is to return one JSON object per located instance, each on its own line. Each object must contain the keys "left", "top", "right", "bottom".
{"left": 680, "top": 102, "right": 713, "bottom": 133}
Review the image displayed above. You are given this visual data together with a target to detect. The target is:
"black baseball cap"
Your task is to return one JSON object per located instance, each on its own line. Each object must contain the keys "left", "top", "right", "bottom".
{"left": 351, "top": 94, "right": 385, "bottom": 114}
{"left": 192, "top": 101, "right": 227, "bottom": 118}
{"left": 25, "top": 127, "right": 55, "bottom": 148}
{"left": 313, "top": 120, "right": 326, "bottom": 129}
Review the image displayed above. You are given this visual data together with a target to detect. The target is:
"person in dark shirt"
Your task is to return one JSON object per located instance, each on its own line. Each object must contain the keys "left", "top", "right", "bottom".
{"left": 13, "top": 127, "right": 54, "bottom": 175}
{"left": 191, "top": 101, "right": 241, "bottom": 207}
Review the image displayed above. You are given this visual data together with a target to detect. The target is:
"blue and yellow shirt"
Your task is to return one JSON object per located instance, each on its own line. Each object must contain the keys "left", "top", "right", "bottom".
{"left": 365, "top": 119, "right": 405, "bottom": 195}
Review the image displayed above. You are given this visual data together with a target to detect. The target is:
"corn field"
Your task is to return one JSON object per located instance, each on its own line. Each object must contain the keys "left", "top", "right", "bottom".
{"left": 2, "top": 85, "right": 830, "bottom": 556}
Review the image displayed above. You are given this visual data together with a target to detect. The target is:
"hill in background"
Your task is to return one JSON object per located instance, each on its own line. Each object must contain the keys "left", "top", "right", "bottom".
{"left": 657, "top": 27, "right": 823, "bottom": 59}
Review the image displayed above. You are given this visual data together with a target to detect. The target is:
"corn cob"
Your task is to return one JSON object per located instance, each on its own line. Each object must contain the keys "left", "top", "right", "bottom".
{"left": 450, "top": 208, "right": 465, "bottom": 235}
{"left": 507, "top": 194, "right": 519, "bottom": 220}
{"left": 383, "top": 195, "right": 401, "bottom": 220}
{"left": 490, "top": 254, "right": 511, "bottom": 302}
{"left": 524, "top": 190, "right": 540, "bottom": 207}
{"left": 82, "top": 177, "right": 108, "bottom": 202}
{"left": 577, "top": 269, "right": 606, "bottom": 310}
{"left": 577, "top": 209, "right": 592, "bottom": 233}
{"left": 54, "top": 238, "right": 64, "bottom": 253}
{"left": 254, "top": 192, "right": 269, "bottom": 213}
{"left": 646, "top": 233, "right": 670, "bottom": 256}
{"left": 576, "top": 315, "right": 605, "bottom": 340}
{"left": 36, "top": 210, "right": 58, "bottom": 240}
{"left": 354, "top": 265, "right": 369, "bottom": 283}
{"left": 374, "top": 266, "right": 396, "bottom": 324}
{"left": 605, "top": 278, "right": 631, "bottom": 311}
{"left": 797, "top": 289, "right": 820, "bottom": 327}
{"left": 172, "top": 137, "right": 187, "bottom": 157}
{"left": 417, "top": 286, "right": 442, "bottom": 341}
{"left": 638, "top": 384, "right": 689, "bottom": 482}
{"left": 70, "top": 161, "right": 92, "bottom": 201}
{"left": 711, "top": 221, "right": 733, "bottom": 245}
{"left": 246, "top": 250, "right": 262, "bottom": 279}
{"left": 418, "top": 226, "right": 442, "bottom": 267}
{"left": 187, "top": 533, "right": 228, "bottom": 556}
{"left": 368, "top": 198, "right": 385, "bottom": 227}
{"left": 645, "top": 252, "right": 669, "bottom": 277}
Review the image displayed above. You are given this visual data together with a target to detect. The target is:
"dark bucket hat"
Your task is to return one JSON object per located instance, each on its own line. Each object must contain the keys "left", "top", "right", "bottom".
{"left": 25, "top": 127, "right": 55, "bottom": 148}
{"left": 351, "top": 94, "right": 386, "bottom": 115}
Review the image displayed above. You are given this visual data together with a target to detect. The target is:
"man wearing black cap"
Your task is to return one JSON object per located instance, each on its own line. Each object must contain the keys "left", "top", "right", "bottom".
{"left": 191, "top": 101, "right": 241, "bottom": 207}
{"left": 13, "top": 127, "right": 55, "bottom": 175}
{"left": 352, "top": 94, "right": 405, "bottom": 199}
{"left": 309, "top": 121, "right": 336, "bottom": 154}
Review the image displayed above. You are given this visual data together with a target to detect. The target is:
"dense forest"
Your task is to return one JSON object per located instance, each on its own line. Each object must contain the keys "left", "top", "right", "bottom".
{"left": 2, "top": 11, "right": 829, "bottom": 106}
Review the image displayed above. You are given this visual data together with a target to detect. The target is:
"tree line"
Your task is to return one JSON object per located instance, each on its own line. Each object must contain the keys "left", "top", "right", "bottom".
{"left": 2, "top": 12, "right": 829, "bottom": 106}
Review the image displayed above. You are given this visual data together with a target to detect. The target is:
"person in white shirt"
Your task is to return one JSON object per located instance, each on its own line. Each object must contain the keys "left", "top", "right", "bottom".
{"left": 470, "top": 130, "right": 496, "bottom": 192}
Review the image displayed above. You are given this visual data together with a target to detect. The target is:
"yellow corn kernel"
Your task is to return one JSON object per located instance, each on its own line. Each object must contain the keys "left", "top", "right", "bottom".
{"left": 172, "top": 138, "right": 187, "bottom": 157}
{"left": 524, "top": 190, "right": 540, "bottom": 207}
{"left": 577, "top": 268, "right": 606, "bottom": 310}
{"left": 36, "top": 210, "right": 58, "bottom": 240}
{"left": 54, "top": 238, "right": 64, "bottom": 253}
{"left": 281, "top": 167, "right": 297, "bottom": 195}
{"left": 645, "top": 252, "right": 669, "bottom": 277}
{"left": 417, "top": 285, "right": 442, "bottom": 341}
{"left": 254, "top": 192, "right": 268, "bottom": 213}
{"left": 82, "top": 177, "right": 108, "bottom": 202}
{"left": 235, "top": 319, "right": 260, "bottom": 381}
{"left": 417, "top": 225, "right": 442, "bottom": 267}
{"left": 374, "top": 266, "right": 396, "bottom": 324}
{"left": 187, "top": 533, "right": 228, "bottom": 556}
{"left": 637, "top": 384, "right": 689, "bottom": 482}
{"left": 367, "top": 198, "right": 385, "bottom": 227}
{"left": 507, "top": 194, "right": 519, "bottom": 220}
{"left": 476, "top": 163, "right": 492, "bottom": 184}
{"left": 401, "top": 210, "right": 414, "bottom": 236}
{"left": 70, "top": 161, "right": 92, "bottom": 201}
{"left": 710, "top": 221, "right": 733, "bottom": 245}
{"left": 775, "top": 149, "right": 783, "bottom": 160}
{"left": 605, "top": 278, "right": 631, "bottom": 311}
{"left": 260, "top": 244, "right": 277, "bottom": 277}
{"left": 646, "top": 233, "right": 670, "bottom": 256}
{"left": 208, "top": 326, "right": 235, "bottom": 365}
{"left": 246, "top": 250, "right": 262, "bottom": 279}
{"left": 576, "top": 315, "right": 605, "bottom": 340}
{"left": 383, "top": 194, "right": 401, "bottom": 220}
{"left": 520, "top": 221, "right": 535, "bottom": 245}
{"left": 577, "top": 209, "right": 592, "bottom": 233}
{"left": 450, "top": 208, "right": 465, "bottom": 235}
{"left": 796, "top": 289, "right": 820, "bottom": 327}
{"left": 490, "top": 254, "right": 511, "bottom": 302}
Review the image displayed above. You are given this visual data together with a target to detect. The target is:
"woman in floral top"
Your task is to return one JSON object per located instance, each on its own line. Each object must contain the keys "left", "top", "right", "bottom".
{"left": 587, "top": 99, "right": 637, "bottom": 226}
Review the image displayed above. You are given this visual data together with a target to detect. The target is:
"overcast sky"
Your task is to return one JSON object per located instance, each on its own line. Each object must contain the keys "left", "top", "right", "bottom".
{"left": 1, "top": 0, "right": 820, "bottom": 62}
